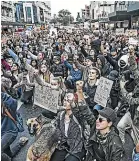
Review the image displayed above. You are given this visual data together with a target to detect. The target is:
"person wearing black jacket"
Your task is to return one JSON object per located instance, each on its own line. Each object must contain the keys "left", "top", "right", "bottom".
{"left": 50, "top": 55, "right": 67, "bottom": 78}
{"left": 70, "top": 81, "right": 124, "bottom": 161}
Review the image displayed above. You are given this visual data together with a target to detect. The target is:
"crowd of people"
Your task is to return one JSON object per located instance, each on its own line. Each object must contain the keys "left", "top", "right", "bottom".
{"left": 1, "top": 26, "right": 139, "bottom": 161}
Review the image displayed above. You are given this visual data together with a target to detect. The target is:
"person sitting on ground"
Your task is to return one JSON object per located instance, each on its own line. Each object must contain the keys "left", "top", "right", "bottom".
{"left": 71, "top": 80, "right": 124, "bottom": 161}
{"left": 63, "top": 57, "right": 82, "bottom": 89}
{"left": 1, "top": 92, "right": 28, "bottom": 161}
{"left": 50, "top": 92, "right": 85, "bottom": 161}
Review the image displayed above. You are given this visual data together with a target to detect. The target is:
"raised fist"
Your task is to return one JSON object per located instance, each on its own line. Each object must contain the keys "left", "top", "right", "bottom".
{"left": 76, "top": 81, "right": 84, "bottom": 91}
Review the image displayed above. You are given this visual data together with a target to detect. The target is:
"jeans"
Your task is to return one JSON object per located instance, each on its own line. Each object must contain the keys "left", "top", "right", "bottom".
{"left": 117, "top": 111, "right": 132, "bottom": 144}
{"left": 1, "top": 132, "right": 17, "bottom": 161}
{"left": 50, "top": 148, "right": 85, "bottom": 161}
{"left": 1, "top": 132, "right": 24, "bottom": 161}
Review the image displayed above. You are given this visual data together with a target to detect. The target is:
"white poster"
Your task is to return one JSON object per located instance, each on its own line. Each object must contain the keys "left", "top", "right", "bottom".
{"left": 94, "top": 77, "right": 113, "bottom": 107}
{"left": 34, "top": 84, "right": 59, "bottom": 113}
{"left": 128, "top": 38, "right": 138, "bottom": 45}
{"left": 116, "top": 28, "right": 124, "bottom": 35}
{"left": 50, "top": 28, "right": 57, "bottom": 36}
{"left": 125, "top": 29, "right": 138, "bottom": 37}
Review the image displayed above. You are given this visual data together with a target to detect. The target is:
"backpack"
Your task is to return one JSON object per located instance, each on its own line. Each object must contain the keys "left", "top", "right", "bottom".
{"left": 5, "top": 108, "right": 24, "bottom": 132}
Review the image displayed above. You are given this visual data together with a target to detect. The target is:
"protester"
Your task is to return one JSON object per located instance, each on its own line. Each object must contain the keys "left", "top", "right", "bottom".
{"left": 1, "top": 92, "right": 28, "bottom": 161}
{"left": 1, "top": 24, "right": 139, "bottom": 161}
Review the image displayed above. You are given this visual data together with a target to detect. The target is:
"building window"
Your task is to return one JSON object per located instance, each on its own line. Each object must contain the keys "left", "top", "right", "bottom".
{"left": 25, "top": 7, "right": 32, "bottom": 22}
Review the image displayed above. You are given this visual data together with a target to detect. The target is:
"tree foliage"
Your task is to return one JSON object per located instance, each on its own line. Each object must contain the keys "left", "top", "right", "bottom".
{"left": 58, "top": 9, "right": 74, "bottom": 26}
{"left": 50, "top": 9, "right": 74, "bottom": 25}
{"left": 76, "top": 12, "right": 82, "bottom": 23}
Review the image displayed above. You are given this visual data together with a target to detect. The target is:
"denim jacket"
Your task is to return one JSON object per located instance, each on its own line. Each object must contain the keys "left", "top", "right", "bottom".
{"left": 132, "top": 148, "right": 139, "bottom": 161}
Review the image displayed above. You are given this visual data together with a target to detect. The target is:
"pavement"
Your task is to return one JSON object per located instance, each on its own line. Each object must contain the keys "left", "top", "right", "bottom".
{"left": 12, "top": 102, "right": 135, "bottom": 161}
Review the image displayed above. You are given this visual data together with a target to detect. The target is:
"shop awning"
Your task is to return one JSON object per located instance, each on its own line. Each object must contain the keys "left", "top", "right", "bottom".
{"left": 108, "top": 11, "right": 131, "bottom": 21}
{"left": 1, "top": 21, "right": 25, "bottom": 27}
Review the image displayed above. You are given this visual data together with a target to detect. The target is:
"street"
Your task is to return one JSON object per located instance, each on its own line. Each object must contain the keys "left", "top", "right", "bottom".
{"left": 12, "top": 103, "right": 135, "bottom": 161}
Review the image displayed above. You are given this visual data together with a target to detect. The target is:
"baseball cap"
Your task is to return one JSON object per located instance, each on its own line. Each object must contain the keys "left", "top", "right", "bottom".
{"left": 94, "top": 107, "right": 117, "bottom": 124}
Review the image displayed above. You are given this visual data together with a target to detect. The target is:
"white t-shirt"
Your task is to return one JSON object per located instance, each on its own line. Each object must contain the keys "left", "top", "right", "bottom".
{"left": 64, "top": 119, "right": 70, "bottom": 137}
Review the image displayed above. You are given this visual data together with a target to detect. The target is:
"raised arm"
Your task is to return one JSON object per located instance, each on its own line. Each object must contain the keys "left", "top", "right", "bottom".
{"left": 7, "top": 48, "right": 19, "bottom": 64}
{"left": 74, "top": 81, "right": 96, "bottom": 127}
{"left": 28, "top": 51, "right": 38, "bottom": 60}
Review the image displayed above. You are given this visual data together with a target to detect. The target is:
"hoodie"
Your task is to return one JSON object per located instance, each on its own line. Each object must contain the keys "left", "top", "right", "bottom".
{"left": 1, "top": 93, "right": 18, "bottom": 136}
{"left": 118, "top": 55, "right": 129, "bottom": 69}
{"left": 97, "top": 55, "right": 110, "bottom": 77}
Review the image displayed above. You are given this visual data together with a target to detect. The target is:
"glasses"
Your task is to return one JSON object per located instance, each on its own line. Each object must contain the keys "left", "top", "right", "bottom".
{"left": 97, "top": 117, "right": 107, "bottom": 123}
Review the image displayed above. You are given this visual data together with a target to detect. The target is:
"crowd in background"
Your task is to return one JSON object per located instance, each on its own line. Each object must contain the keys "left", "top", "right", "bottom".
{"left": 1, "top": 26, "right": 139, "bottom": 161}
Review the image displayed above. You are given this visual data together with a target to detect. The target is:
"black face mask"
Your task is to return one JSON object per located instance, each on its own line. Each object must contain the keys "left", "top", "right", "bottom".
{"left": 120, "top": 60, "right": 126, "bottom": 68}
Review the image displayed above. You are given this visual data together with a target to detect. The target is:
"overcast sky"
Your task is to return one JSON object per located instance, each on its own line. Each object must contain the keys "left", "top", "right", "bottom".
{"left": 50, "top": 0, "right": 90, "bottom": 19}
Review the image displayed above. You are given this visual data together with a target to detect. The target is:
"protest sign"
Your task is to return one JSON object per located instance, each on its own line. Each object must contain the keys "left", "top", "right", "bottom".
{"left": 94, "top": 77, "right": 113, "bottom": 107}
{"left": 34, "top": 84, "right": 59, "bottom": 113}
{"left": 128, "top": 38, "right": 138, "bottom": 45}
{"left": 50, "top": 28, "right": 57, "bottom": 36}
{"left": 116, "top": 28, "right": 124, "bottom": 35}
{"left": 125, "top": 29, "right": 138, "bottom": 37}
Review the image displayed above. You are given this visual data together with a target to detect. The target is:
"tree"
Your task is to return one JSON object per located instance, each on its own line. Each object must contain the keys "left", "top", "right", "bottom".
{"left": 57, "top": 9, "right": 74, "bottom": 26}
{"left": 76, "top": 12, "right": 82, "bottom": 23}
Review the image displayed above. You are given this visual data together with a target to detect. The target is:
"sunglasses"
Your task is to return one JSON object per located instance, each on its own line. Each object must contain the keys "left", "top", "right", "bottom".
{"left": 97, "top": 117, "right": 107, "bottom": 123}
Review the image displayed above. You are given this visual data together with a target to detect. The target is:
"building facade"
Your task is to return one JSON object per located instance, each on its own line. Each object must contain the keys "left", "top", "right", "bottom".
{"left": 90, "top": 1, "right": 115, "bottom": 21}
{"left": 127, "top": 1, "right": 139, "bottom": 28}
{"left": 108, "top": 1, "right": 131, "bottom": 28}
{"left": 1, "top": 1, "right": 16, "bottom": 22}
{"left": 35, "top": 1, "right": 51, "bottom": 23}
{"left": 14, "top": 1, "right": 51, "bottom": 24}
{"left": 81, "top": 5, "right": 90, "bottom": 20}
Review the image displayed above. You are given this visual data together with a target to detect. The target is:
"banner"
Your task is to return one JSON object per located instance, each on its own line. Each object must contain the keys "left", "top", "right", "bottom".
{"left": 116, "top": 28, "right": 124, "bottom": 35}
{"left": 34, "top": 84, "right": 59, "bottom": 113}
{"left": 125, "top": 29, "right": 138, "bottom": 37}
{"left": 94, "top": 77, "right": 113, "bottom": 107}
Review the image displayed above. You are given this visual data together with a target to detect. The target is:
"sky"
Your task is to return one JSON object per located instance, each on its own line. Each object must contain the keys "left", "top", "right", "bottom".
{"left": 50, "top": 0, "right": 90, "bottom": 19}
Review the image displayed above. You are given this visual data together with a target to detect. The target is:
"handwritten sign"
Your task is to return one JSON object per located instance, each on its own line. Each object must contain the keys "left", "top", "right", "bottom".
{"left": 128, "top": 38, "right": 138, "bottom": 45}
{"left": 125, "top": 29, "right": 138, "bottom": 37}
{"left": 116, "top": 28, "right": 124, "bottom": 35}
{"left": 94, "top": 77, "right": 113, "bottom": 107}
{"left": 34, "top": 84, "right": 59, "bottom": 113}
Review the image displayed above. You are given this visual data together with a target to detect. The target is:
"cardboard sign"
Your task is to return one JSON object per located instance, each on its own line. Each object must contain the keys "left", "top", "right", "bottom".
{"left": 125, "top": 29, "right": 138, "bottom": 37}
{"left": 94, "top": 77, "right": 113, "bottom": 107}
{"left": 116, "top": 28, "right": 124, "bottom": 35}
{"left": 34, "top": 84, "right": 59, "bottom": 113}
